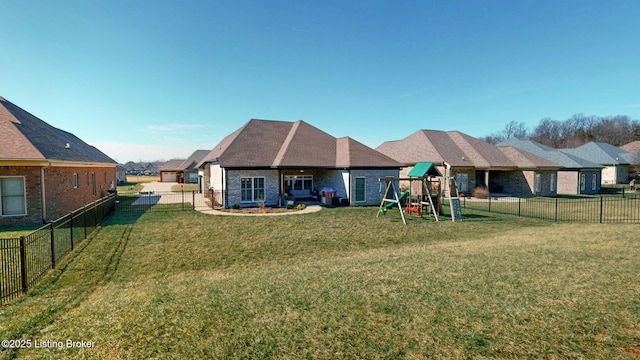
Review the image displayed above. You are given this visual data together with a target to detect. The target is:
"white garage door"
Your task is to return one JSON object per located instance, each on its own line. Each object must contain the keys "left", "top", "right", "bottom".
{"left": 162, "top": 172, "right": 177, "bottom": 182}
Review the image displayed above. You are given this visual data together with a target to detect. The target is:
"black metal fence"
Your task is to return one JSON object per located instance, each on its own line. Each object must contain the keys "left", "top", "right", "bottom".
{"left": 0, "top": 195, "right": 116, "bottom": 305}
{"left": 114, "top": 190, "right": 212, "bottom": 213}
{"left": 461, "top": 193, "right": 640, "bottom": 223}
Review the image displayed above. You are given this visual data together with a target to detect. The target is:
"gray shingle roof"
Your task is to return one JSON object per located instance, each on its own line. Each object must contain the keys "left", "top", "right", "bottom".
{"left": 377, "top": 130, "right": 557, "bottom": 169}
{"left": 0, "top": 96, "right": 116, "bottom": 164}
{"left": 497, "top": 138, "right": 603, "bottom": 169}
{"left": 562, "top": 142, "right": 636, "bottom": 165}
{"left": 199, "top": 119, "right": 402, "bottom": 169}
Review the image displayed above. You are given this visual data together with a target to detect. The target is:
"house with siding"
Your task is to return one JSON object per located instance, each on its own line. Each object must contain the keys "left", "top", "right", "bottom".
{"left": 197, "top": 119, "right": 402, "bottom": 208}
{"left": 0, "top": 96, "right": 117, "bottom": 226}
{"left": 497, "top": 138, "right": 604, "bottom": 195}
{"left": 376, "top": 130, "right": 561, "bottom": 197}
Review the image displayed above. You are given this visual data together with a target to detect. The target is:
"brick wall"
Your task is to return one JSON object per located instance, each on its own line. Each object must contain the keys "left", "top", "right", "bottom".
{"left": 43, "top": 166, "right": 116, "bottom": 221}
{"left": 226, "top": 169, "right": 280, "bottom": 207}
{"left": 348, "top": 169, "right": 399, "bottom": 206}
{"left": 0, "top": 166, "right": 43, "bottom": 226}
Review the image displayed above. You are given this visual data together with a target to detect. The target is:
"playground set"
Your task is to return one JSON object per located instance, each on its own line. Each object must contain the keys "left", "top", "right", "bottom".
{"left": 376, "top": 162, "right": 461, "bottom": 225}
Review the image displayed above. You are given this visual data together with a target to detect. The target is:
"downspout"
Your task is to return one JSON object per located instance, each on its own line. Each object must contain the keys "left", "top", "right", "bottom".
{"left": 222, "top": 166, "right": 227, "bottom": 208}
{"left": 40, "top": 166, "right": 47, "bottom": 223}
{"left": 279, "top": 170, "right": 284, "bottom": 207}
{"left": 348, "top": 170, "right": 352, "bottom": 205}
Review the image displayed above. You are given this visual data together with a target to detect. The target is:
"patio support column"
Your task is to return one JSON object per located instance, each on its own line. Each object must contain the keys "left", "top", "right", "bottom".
{"left": 484, "top": 170, "right": 490, "bottom": 190}
{"left": 279, "top": 170, "right": 284, "bottom": 206}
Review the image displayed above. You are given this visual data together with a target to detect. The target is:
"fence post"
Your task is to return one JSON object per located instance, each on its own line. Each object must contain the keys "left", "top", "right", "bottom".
{"left": 518, "top": 197, "right": 521, "bottom": 217}
{"left": 488, "top": 193, "right": 491, "bottom": 213}
{"left": 83, "top": 204, "right": 88, "bottom": 239}
{"left": 192, "top": 191, "right": 196, "bottom": 209}
{"left": 69, "top": 212, "right": 74, "bottom": 251}
{"left": 19, "top": 236, "right": 27, "bottom": 293}
{"left": 50, "top": 222, "right": 56, "bottom": 269}
{"left": 554, "top": 197, "right": 558, "bottom": 222}
{"left": 182, "top": 188, "right": 185, "bottom": 210}
{"left": 600, "top": 196, "right": 603, "bottom": 224}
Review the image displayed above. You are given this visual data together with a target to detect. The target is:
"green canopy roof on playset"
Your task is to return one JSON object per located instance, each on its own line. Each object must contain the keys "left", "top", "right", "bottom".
{"left": 407, "top": 162, "right": 442, "bottom": 177}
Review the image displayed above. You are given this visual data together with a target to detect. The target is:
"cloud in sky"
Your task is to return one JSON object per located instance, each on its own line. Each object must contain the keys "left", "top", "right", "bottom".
{"left": 90, "top": 141, "right": 203, "bottom": 163}
{"left": 145, "top": 123, "right": 205, "bottom": 133}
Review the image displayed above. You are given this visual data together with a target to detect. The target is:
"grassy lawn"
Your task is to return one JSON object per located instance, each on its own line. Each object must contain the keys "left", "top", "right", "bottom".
{"left": 0, "top": 226, "right": 41, "bottom": 239}
{"left": 464, "top": 195, "right": 640, "bottom": 223}
{"left": 1, "top": 207, "right": 639, "bottom": 358}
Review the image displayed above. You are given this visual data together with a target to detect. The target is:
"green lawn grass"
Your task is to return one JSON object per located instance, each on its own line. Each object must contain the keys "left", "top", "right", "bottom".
{"left": 1, "top": 207, "right": 639, "bottom": 359}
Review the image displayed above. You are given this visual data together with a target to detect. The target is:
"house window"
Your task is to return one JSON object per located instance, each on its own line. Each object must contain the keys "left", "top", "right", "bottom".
{"left": 284, "top": 175, "right": 313, "bottom": 196}
{"left": 0, "top": 177, "right": 27, "bottom": 216}
{"left": 535, "top": 173, "right": 542, "bottom": 193}
{"left": 580, "top": 173, "right": 586, "bottom": 191}
{"left": 241, "top": 177, "right": 265, "bottom": 202}
{"left": 86, "top": 173, "right": 89, "bottom": 186}
{"left": 455, "top": 173, "right": 469, "bottom": 192}
{"left": 73, "top": 173, "right": 79, "bottom": 189}
{"left": 592, "top": 174, "right": 597, "bottom": 191}
{"left": 355, "top": 177, "right": 366, "bottom": 202}
{"left": 550, "top": 173, "right": 556, "bottom": 192}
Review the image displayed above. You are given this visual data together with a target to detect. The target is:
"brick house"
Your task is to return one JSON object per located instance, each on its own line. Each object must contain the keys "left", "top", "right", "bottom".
{"left": 159, "top": 150, "right": 209, "bottom": 184}
{"left": 497, "top": 138, "right": 604, "bottom": 195}
{"left": 376, "top": 130, "right": 561, "bottom": 197}
{"left": 197, "top": 119, "right": 402, "bottom": 208}
{"left": 0, "top": 96, "right": 117, "bottom": 226}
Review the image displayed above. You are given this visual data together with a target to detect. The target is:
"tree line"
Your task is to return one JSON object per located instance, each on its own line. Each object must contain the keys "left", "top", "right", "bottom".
{"left": 481, "top": 114, "right": 640, "bottom": 148}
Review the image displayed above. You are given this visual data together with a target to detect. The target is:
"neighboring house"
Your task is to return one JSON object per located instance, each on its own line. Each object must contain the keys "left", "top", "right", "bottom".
{"left": 159, "top": 159, "right": 186, "bottom": 182}
{"left": 497, "top": 138, "right": 604, "bottom": 195}
{"left": 619, "top": 140, "right": 640, "bottom": 154}
{"left": 0, "top": 96, "right": 117, "bottom": 226}
{"left": 376, "top": 130, "right": 561, "bottom": 197}
{"left": 562, "top": 142, "right": 635, "bottom": 185}
{"left": 159, "top": 150, "right": 209, "bottom": 184}
{"left": 197, "top": 119, "right": 402, "bottom": 207}
{"left": 116, "top": 165, "right": 127, "bottom": 184}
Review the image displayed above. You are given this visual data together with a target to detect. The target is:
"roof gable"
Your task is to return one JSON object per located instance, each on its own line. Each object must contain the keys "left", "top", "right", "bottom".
{"left": 202, "top": 119, "right": 401, "bottom": 169}
{"left": 0, "top": 96, "right": 116, "bottom": 164}
{"left": 377, "top": 129, "right": 518, "bottom": 168}
{"left": 273, "top": 120, "right": 336, "bottom": 167}
{"left": 336, "top": 137, "right": 402, "bottom": 168}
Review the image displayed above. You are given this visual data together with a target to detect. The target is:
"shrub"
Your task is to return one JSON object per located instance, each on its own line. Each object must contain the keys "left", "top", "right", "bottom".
{"left": 286, "top": 203, "right": 295, "bottom": 210}
{"left": 472, "top": 186, "right": 489, "bottom": 199}
{"left": 231, "top": 203, "right": 240, "bottom": 210}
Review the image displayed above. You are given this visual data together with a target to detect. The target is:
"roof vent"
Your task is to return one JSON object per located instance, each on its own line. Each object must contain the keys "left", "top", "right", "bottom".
{"left": 65, "top": 143, "right": 70, "bottom": 149}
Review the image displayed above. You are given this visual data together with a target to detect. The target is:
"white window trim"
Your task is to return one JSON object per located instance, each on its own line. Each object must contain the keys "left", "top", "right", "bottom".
{"left": 580, "top": 173, "right": 586, "bottom": 191}
{"left": 73, "top": 173, "right": 79, "bottom": 189}
{"left": 0, "top": 176, "right": 27, "bottom": 217}
{"left": 535, "top": 173, "right": 542, "bottom": 193}
{"left": 592, "top": 174, "right": 597, "bottom": 191}
{"left": 241, "top": 177, "right": 265, "bottom": 203}
{"left": 550, "top": 173, "right": 557, "bottom": 192}
{"left": 355, "top": 177, "right": 366, "bottom": 203}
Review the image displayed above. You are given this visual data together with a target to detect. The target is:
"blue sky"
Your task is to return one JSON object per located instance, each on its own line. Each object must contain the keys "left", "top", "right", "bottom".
{"left": 2, "top": 1, "right": 639, "bottom": 163}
